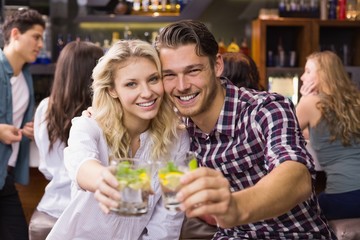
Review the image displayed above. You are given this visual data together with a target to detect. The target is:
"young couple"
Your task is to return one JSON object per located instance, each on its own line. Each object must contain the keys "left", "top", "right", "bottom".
{"left": 48, "top": 20, "right": 336, "bottom": 239}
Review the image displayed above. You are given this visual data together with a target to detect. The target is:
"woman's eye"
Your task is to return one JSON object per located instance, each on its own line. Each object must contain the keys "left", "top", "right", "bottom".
{"left": 149, "top": 76, "right": 160, "bottom": 83}
{"left": 125, "top": 82, "right": 136, "bottom": 87}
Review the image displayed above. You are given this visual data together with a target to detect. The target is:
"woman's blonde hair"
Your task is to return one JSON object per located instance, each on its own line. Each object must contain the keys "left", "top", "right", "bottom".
{"left": 91, "top": 39, "right": 179, "bottom": 161}
{"left": 309, "top": 51, "right": 360, "bottom": 145}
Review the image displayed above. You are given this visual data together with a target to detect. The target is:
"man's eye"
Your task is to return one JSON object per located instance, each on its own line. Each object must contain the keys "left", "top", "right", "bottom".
{"left": 188, "top": 69, "right": 201, "bottom": 75}
{"left": 163, "top": 74, "right": 176, "bottom": 79}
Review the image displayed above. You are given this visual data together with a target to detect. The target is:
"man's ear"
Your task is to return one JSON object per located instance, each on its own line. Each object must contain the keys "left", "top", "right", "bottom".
{"left": 215, "top": 53, "right": 224, "bottom": 77}
{"left": 10, "top": 28, "right": 21, "bottom": 41}
{"left": 108, "top": 88, "right": 118, "bottom": 98}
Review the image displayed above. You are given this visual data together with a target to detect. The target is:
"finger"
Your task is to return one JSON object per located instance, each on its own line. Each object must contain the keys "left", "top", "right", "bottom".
{"left": 180, "top": 185, "right": 230, "bottom": 212}
{"left": 184, "top": 196, "right": 230, "bottom": 219}
{"left": 82, "top": 110, "right": 91, "bottom": 117}
{"left": 94, "top": 189, "right": 118, "bottom": 212}
{"left": 10, "top": 129, "right": 22, "bottom": 142}
{"left": 98, "top": 180, "right": 120, "bottom": 202}
{"left": 102, "top": 168, "right": 119, "bottom": 188}
{"left": 98, "top": 202, "right": 110, "bottom": 214}
{"left": 25, "top": 121, "right": 34, "bottom": 127}
{"left": 180, "top": 167, "right": 220, "bottom": 185}
{"left": 178, "top": 169, "right": 226, "bottom": 199}
{"left": 21, "top": 128, "right": 34, "bottom": 140}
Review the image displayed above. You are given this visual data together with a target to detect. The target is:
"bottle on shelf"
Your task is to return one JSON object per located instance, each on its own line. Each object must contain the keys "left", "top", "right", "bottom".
{"left": 142, "top": 0, "right": 150, "bottom": 11}
{"left": 279, "top": 0, "right": 286, "bottom": 14}
{"left": 240, "top": 37, "right": 250, "bottom": 56}
{"left": 346, "top": 0, "right": 357, "bottom": 20}
{"left": 161, "top": 0, "right": 167, "bottom": 11}
{"left": 36, "top": 15, "right": 52, "bottom": 64}
{"left": 143, "top": 31, "right": 151, "bottom": 43}
{"left": 178, "top": 0, "right": 188, "bottom": 11}
{"left": 111, "top": 31, "right": 120, "bottom": 45}
{"left": 227, "top": 37, "right": 240, "bottom": 53}
{"left": 328, "top": 0, "right": 337, "bottom": 19}
{"left": 310, "top": 0, "right": 320, "bottom": 13}
{"left": 341, "top": 44, "right": 351, "bottom": 65}
{"left": 151, "top": 0, "right": 159, "bottom": 11}
{"left": 55, "top": 34, "right": 65, "bottom": 60}
{"left": 338, "top": 0, "right": 347, "bottom": 19}
{"left": 169, "top": 0, "right": 177, "bottom": 12}
{"left": 66, "top": 33, "right": 72, "bottom": 45}
{"left": 267, "top": 50, "right": 275, "bottom": 67}
{"left": 123, "top": 25, "right": 132, "bottom": 40}
{"left": 277, "top": 37, "right": 285, "bottom": 67}
{"left": 133, "top": 0, "right": 141, "bottom": 11}
{"left": 102, "top": 39, "right": 111, "bottom": 53}
{"left": 320, "top": 0, "right": 328, "bottom": 19}
{"left": 218, "top": 38, "right": 227, "bottom": 54}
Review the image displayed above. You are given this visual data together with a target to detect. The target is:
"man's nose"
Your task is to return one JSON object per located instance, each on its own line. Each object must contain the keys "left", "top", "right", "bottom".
{"left": 38, "top": 38, "right": 44, "bottom": 48}
{"left": 177, "top": 75, "right": 190, "bottom": 91}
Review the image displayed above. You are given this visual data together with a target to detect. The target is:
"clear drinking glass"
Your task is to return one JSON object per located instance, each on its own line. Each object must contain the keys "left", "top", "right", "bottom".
{"left": 157, "top": 152, "right": 198, "bottom": 211}
{"left": 110, "top": 157, "right": 153, "bottom": 216}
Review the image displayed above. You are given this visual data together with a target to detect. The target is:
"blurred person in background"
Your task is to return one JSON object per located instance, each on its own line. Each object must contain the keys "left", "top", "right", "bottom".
{"left": 221, "top": 52, "right": 264, "bottom": 91}
{"left": 29, "top": 41, "right": 104, "bottom": 240}
{"left": 0, "top": 9, "right": 45, "bottom": 239}
{"left": 296, "top": 50, "right": 360, "bottom": 221}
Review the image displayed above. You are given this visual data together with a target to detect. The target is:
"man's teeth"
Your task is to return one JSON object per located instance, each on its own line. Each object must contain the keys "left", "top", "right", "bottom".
{"left": 180, "top": 94, "right": 196, "bottom": 101}
{"left": 138, "top": 100, "right": 155, "bottom": 107}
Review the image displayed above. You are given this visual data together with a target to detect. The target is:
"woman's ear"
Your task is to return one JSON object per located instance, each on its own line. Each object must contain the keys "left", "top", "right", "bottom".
{"left": 108, "top": 88, "right": 118, "bottom": 98}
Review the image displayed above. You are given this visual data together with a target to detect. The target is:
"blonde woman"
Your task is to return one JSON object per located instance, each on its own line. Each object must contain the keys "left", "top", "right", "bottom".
{"left": 296, "top": 51, "right": 360, "bottom": 221}
{"left": 47, "top": 40, "right": 189, "bottom": 239}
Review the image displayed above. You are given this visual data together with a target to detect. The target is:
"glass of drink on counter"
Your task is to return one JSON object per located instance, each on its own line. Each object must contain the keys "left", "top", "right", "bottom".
{"left": 110, "top": 157, "right": 153, "bottom": 216}
{"left": 157, "top": 152, "right": 198, "bottom": 211}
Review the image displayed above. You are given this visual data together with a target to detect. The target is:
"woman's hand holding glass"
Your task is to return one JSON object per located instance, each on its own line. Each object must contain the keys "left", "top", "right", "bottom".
{"left": 94, "top": 166, "right": 122, "bottom": 214}
{"left": 95, "top": 158, "right": 154, "bottom": 216}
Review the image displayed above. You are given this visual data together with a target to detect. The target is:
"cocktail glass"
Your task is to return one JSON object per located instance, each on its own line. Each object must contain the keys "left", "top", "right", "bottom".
{"left": 110, "top": 158, "right": 153, "bottom": 216}
{"left": 157, "top": 152, "right": 198, "bottom": 211}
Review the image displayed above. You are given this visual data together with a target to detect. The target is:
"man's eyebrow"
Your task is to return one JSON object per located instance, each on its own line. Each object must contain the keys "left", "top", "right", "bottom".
{"left": 162, "top": 64, "right": 204, "bottom": 73}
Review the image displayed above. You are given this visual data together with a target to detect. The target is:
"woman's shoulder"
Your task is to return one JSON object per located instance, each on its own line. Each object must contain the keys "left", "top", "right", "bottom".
{"left": 34, "top": 97, "right": 50, "bottom": 124}
{"left": 297, "top": 94, "right": 320, "bottom": 109}
{"left": 71, "top": 116, "right": 101, "bottom": 134}
{"left": 36, "top": 97, "right": 50, "bottom": 113}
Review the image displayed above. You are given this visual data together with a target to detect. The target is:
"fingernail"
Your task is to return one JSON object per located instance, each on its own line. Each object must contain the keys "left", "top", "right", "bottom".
{"left": 179, "top": 204, "right": 185, "bottom": 211}
{"left": 180, "top": 174, "right": 188, "bottom": 184}
{"left": 176, "top": 191, "right": 183, "bottom": 201}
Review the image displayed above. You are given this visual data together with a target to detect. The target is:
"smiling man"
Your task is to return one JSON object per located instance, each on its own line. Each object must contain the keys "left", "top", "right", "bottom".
{"left": 155, "top": 20, "right": 336, "bottom": 239}
{"left": 0, "top": 8, "right": 45, "bottom": 239}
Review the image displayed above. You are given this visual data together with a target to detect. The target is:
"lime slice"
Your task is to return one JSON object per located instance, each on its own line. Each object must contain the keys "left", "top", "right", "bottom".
{"left": 188, "top": 158, "right": 198, "bottom": 171}
{"left": 139, "top": 172, "right": 151, "bottom": 191}
{"left": 162, "top": 172, "right": 183, "bottom": 191}
{"left": 128, "top": 181, "right": 142, "bottom": 190}
{"left": 117, "top": 179, "right": 128, "bottom": 190}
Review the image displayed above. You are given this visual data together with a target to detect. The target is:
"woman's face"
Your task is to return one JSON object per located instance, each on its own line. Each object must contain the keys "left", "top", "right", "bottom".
{"left": 109, "top": 57, "right": 163, "bottom": 128}
{"left": 301, "top": 59, "right": 319, "bottom": 87}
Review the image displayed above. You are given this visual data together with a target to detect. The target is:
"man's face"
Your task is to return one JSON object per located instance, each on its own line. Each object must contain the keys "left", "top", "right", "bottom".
{"left": 159, "top": 44, "right": 222, "bottom": 119}
{"left": 13, "top": 24, "right": 44, "bottom": 63}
